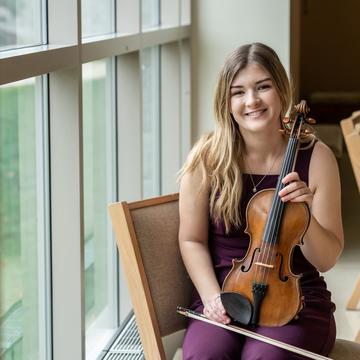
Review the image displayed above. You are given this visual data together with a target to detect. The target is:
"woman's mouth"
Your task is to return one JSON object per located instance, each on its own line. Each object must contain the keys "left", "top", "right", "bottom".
{"left": 245, "top": 109, "right": 267, "bottom": 118}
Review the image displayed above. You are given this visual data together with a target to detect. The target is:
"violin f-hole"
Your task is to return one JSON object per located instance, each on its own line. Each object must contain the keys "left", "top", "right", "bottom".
{"left": 240, "top": 247, "right": 260, "bottom": 272}
{"left": 276, "top": 252, "right": 289, "bottom": 282}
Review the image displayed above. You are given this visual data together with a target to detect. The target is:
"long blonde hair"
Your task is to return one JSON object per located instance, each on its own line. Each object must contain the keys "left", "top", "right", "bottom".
{"left": 179, "top": 43, "right": 292, "bottom": 233}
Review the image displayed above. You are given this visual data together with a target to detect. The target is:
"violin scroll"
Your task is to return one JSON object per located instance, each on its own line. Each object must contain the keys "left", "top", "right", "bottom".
{"left": 281, "top": 100, "right": 316, "bottom": 138}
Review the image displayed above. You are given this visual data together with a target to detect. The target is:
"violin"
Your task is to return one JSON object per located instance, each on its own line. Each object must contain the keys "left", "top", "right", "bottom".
{"left": 221, "top": 100, "right": 316, "bottom": 327}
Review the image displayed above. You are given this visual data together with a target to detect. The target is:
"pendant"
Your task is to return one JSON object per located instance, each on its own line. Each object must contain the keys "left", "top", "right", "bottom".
{"left": 252, "top": 187, "right": 257, "bottom": 193}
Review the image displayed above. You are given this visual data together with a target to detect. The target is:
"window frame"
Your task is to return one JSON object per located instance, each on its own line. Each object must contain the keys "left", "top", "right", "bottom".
{"left": 0, "top": 0, "right": 191, "bottom": 358}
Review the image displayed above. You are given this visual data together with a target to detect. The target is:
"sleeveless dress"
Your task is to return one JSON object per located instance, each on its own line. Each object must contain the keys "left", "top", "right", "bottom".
{"left": 182, "top": 142, "right": 336, "bottom": 360}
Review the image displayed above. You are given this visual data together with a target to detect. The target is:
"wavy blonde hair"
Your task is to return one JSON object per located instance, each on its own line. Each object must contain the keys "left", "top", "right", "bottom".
{"left": 178, "top": 43, "right": 292, "bottom": 233}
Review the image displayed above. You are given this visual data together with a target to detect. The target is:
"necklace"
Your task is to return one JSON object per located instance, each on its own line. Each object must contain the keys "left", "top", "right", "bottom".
{"left": 246, "top": 149, "right": 282, "bottom": 193}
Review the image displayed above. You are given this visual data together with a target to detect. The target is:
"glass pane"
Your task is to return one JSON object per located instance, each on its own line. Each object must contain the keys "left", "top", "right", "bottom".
{"left": 0, "top": 0, "right": 46, "bottom": 51}
{"left": 82, "top": 0, "right": 115, "bottom": 38}
{"left": 141, "top": 46, "right": 160, "bottom": 197}
{"left": 0, "top": 77, "right": 50, "bottom": 360}
{"left": 82, "top": 59, "right": 117, "bottom": 359}
{"left": 142, "top": 0, "right": 160, "bottom": 30}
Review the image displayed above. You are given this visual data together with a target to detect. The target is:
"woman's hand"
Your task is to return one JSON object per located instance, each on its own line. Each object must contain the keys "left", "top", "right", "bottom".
{"left": 203, "top": 293, "right": 231, "bottom": 324}
{"left": 278, "top": 171, "right": 313, "bottom": 208}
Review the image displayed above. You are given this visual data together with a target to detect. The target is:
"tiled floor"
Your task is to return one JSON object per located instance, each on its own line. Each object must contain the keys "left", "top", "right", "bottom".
{"left": 323, "top": 150, "right": 360, "bottom": 341}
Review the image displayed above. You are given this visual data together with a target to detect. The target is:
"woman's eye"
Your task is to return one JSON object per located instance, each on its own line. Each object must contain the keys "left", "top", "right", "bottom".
{"left": 232, "top": 90, "right": 245, "bottom": 96}
{"left": 258, "top": 84, "right": 271, "bottom": 91}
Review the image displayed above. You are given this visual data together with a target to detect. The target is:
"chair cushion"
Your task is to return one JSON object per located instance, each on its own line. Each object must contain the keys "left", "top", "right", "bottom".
{"left": 131, "top": 201, "right": 193, "bottom": 336}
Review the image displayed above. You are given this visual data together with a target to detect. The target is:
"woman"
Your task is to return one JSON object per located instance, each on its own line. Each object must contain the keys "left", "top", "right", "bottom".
{"left": 178, "top": 43, "right": 343, "bottom": 359}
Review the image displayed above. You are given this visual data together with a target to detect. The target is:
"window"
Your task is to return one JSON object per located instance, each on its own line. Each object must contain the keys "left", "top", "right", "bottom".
{"left": 1, "top": 1, "right": 191, "bottom": 357}
{"left": 0, "top": 0, "right": 46, "bottom": 51}
{"left": 142, "top": 0, "right": 160, "bottom": 30}
{"left": 82, "top": 59, "right": 118, "bottom": 359}
{"left": 141, "top": 46, "right": 161, "bottom": 197}
{"left": 82, "top": 0, "right": 115, "bottom": 38}
{"left": 0, "top": 77, "right": 50, "bottom": 360}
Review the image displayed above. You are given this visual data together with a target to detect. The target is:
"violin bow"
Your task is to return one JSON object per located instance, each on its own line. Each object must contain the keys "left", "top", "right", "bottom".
{"left": 177, "top": 307, "right": 332, "bottom": 360}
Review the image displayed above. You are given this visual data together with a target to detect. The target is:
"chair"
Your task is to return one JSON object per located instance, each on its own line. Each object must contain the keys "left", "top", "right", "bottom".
{"left": 109, "top": 193, "right": 360, "bottom": 360}
{"left": 108, "top": 194, "right": 193, "bottom": 359}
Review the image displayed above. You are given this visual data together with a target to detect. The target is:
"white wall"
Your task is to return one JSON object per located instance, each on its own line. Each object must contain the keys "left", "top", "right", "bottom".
{"left": 191, "top": 0, "right": 291, "bottom": 141}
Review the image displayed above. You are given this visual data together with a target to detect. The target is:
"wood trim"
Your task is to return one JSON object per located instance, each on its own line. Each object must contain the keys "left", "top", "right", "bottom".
{"left": 127, "top": 193, "right": 179, "bottom": 210}
{"left": 346, "top": 276, "right": 360, "bottom": 311}
{"left": 340, "top": 112, "right": 360, "bottom": 193}
{"left": 356, "top": 330, "right": 360, "bottom": 344}
{"left": 108, "top": 201, "right": 166, "bottom": 360}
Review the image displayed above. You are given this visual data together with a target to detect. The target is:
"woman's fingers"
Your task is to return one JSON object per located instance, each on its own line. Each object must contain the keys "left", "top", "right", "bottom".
{"left": 203, "top": 295, "right": 231, "bottom": 324}
{"left": 280, "top": 185, "right": 309, "bottom": 200}
{"left": 281, "top": 171, "right": 300, "bottom": 184}
{"left": 279, "top": 172, "right": 313, "bottom": 207}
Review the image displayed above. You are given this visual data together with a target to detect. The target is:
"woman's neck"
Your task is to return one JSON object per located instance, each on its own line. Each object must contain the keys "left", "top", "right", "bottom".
{"left": 242, "top": 133, "right": 287, "bottom": 174}
{"left": 244, "top": 133, "right": 286, "bottom": 160}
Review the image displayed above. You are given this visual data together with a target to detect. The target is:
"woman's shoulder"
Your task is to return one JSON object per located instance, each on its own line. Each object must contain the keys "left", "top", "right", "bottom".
{"left": 299, "top": 136, "right": 336, "bottom": 164}
{"left": 309, "top": 139, "right": 339, "bottom": 189}
{"left": 312, "top": 139, "right": 337, "bottom": 165}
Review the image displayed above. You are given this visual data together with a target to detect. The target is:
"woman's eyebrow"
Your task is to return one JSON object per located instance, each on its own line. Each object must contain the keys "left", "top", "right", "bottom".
{"left": 230, "top": 77, "right": 272, "bottom": 89}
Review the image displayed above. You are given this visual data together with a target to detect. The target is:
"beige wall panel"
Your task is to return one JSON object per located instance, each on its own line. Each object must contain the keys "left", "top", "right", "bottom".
{"left": 191, "top": 0, "right": 291, "bottom": 141}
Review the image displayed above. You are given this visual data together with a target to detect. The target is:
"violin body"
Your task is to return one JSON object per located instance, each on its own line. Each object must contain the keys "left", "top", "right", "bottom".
{"left": 222, "top": 188, "right": 310, "bottom": 326}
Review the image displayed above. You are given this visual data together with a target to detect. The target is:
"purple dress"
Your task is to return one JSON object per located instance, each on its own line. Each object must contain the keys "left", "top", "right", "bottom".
{"left": 182, "top": 143, "right": 336, "bottom": 359}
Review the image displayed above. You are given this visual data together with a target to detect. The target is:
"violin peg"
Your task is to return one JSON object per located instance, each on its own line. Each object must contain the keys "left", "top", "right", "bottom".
{"left": 278, "top": 129, "right": 286, "bottom": 135}
{"left": 282, "top": 116, "right": 290, "bottom": 124}
{"left": 308, "top": 117, "right": 316, "bottom": 125}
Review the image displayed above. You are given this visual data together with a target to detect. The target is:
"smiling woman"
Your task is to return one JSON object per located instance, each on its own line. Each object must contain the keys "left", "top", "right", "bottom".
{"left": 178, "top": 42, "right": 343, "bottom": 359}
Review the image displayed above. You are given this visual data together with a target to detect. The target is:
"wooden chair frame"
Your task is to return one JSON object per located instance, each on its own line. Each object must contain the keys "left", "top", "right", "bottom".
{"left": 109, "top": 193, "right": 192, "bottom": 359}
{"left": 341, "top": 111, "right": 360, "bottom": 344}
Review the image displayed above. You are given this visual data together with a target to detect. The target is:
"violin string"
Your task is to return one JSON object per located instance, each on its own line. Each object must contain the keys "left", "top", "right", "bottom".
{"left": 252, "top": 140, "right": 289, "bottom": 285}
{"left": 259, "top": 137, "right": 296, "bottom": 286}
{"left": 254, "top": 137, "right": 292, "bottom": 284}
{"left": 263, "top": 137, "right": 298, "bottom": 287}
{"left": 254, "top": 116, "right": 301, "bottom": 287}
{"left": 256, "top": 137, "right": 298, "bottom": 287}
{"left": 249, "top": 115, "right": 305, "bottom": 324}
{"left": 255, "top": 149, "right": 288, "bottom": 287}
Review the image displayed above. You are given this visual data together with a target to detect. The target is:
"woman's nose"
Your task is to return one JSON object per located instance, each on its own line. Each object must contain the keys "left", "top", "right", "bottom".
{"left": 245, "top": 91, "right": 260, "bottom": 107}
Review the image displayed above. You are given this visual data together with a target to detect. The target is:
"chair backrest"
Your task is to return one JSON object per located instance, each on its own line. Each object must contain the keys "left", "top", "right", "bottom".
{"left": 108, "top": 193, "right": 193, "bottom": 359}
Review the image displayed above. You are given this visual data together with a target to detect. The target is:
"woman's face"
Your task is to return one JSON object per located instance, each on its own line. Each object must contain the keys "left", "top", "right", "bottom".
{"left": 229, "top": 63, "right": 282, "bottom": 134}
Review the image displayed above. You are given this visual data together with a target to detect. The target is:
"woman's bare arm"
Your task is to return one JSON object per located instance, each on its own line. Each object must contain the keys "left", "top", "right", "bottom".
{"left": 279, "top": 141, "right": 344, "bottom": 272}
{"left": 179, "top": 166, "right": 230, "bottom": 324}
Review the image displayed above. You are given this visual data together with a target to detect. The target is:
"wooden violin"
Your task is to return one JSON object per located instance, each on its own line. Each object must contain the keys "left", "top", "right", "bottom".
{"left": 221, "top": 100, "right": 316, "bottom": 327}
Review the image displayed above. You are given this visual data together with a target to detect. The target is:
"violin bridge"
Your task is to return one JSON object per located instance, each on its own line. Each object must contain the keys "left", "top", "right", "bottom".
{"left": 254, "top": 262, "right": 274, "bottom": 269}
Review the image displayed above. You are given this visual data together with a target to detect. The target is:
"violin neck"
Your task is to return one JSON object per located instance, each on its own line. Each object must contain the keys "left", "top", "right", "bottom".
{"left": 277, "top": 136, "right": 300, "bottom": 193}
{"left": 263, "top": 136, "right": 300, "bottom": 244}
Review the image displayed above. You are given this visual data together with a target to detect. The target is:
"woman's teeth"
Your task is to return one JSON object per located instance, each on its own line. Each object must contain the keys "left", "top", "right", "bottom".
{"left": 246, "top": 109, "right": 266, "bottom": 117}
